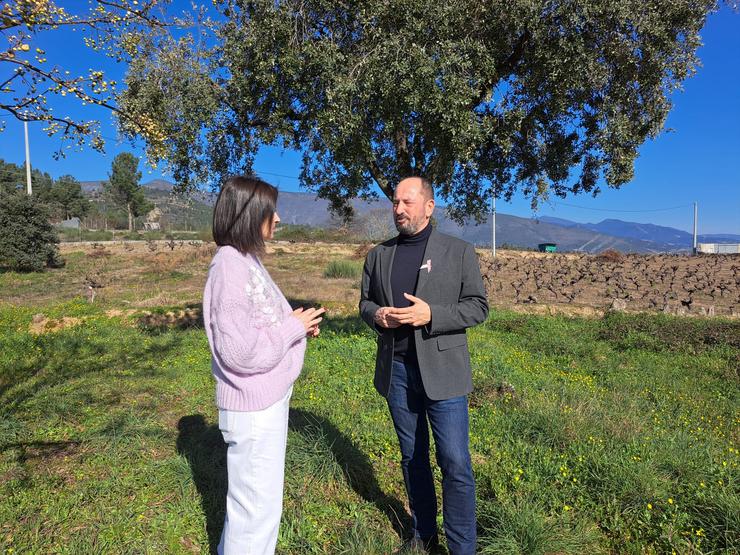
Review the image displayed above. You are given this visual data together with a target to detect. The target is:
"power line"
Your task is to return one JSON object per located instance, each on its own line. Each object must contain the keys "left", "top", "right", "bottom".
{"left": 254, "top": 169, "right": 300, "bottom": 180}
{"left": 0, "top": 157, "right": 704, "bottom": 217}
{"left": 0, "top": 166, "right": 300, "bottom": 180}
{"left": 551, "top": 201, "right": 693, "bottom": 213}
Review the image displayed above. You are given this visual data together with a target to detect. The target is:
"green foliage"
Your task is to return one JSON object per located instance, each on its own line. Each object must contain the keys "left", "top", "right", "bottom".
{"left": 0, "top": 189, "right": 63, "bottom": 272}
{"left": 323, "top": 259, "right": 362, "bottom": 279}
{"left": 499, "top": 242, "right": 538, "bottom": 252}
{"left": 0, "top": 160, "right": 90, "bottom": 221}
{"left": 196, "top": 228, "right": 214, "bottom": 242}
{"left": 120, "top": 0, "right": 718, "bottom": 221}
{"left": 56, "top": 228, "right": 209, "bottom": 242}
{"left": 44, "top": 175, "right": 90, "bottom": 220}
{"left": 56, "top": 228, "right": 114, "bottom": 242}
{"left": 104, "top": 152, "right": 153, "bottom": 231}
{"left": 598, "top": 311, "right": 740, "bottom": 354}
{"left": 0, "top": 159, "right": 52, "bottom": 195}
{"left": 145, "top": 189, "right": 214, "bottom": 232}
{"left": 274, "top": 224, "right": 362, "bottom": 244}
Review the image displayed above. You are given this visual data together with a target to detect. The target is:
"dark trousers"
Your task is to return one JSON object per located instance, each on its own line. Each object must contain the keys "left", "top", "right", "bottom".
{"left": 386, "top": 359, "right": 476, "bottom": 555}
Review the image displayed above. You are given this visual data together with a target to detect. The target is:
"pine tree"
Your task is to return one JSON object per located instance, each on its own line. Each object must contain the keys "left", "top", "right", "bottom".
{"left": 0, "top": 189, "right": 64, "bottom": 272}
{"left": 104, "top": 153, "right": 153, "bottom": 231}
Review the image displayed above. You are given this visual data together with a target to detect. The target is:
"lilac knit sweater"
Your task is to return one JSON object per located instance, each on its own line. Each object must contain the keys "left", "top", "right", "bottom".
{"left": 203, "top": 245, "right": 307, "bottom": 411}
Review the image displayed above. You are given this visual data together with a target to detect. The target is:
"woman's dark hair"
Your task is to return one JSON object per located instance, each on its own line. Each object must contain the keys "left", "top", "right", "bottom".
{"left": 212, "top": 175, "right": 278, "bottom": 256}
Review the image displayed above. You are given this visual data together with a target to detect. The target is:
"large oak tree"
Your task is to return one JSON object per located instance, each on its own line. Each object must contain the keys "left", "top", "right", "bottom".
{"left": 119, "top": 0, "right": 725, "bottom": 221}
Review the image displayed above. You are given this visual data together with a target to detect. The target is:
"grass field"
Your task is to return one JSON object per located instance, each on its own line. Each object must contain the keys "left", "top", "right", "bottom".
{"left": 1, "top": 246, "right": 738, "bottom": 554}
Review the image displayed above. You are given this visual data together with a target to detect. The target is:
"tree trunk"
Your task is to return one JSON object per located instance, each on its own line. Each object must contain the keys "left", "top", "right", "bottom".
{"left": 127, "top": 202, "right": 133, "bottom": 232}
{"left": 368, "top": 160, "right": 393, "bottom": 200}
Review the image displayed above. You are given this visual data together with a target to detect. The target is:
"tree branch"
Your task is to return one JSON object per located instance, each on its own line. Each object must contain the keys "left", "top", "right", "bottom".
{"left": 2, "top": 57, "right": 151, "bottom": 137}
{"left": 1, "top": 103, "right": 91, "bottom": 134}
{"left": 0, "top": 72, "right": 21, "bottom": 91}
{"left": 367, "top": 159, "right": 393, "bottom": 200}
{"left": 473, "top": 29, "right": 530, "bottom": 108}
{"left": 2, "top": 0, "right": 166, "bottom": 33}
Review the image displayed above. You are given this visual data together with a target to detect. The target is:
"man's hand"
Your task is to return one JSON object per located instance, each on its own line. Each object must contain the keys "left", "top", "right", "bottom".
{"left": 386, "top": 293, "right": 431, "bottom": 327}
{"left": 374, "top": 306, "right": 401, "bottom": 329}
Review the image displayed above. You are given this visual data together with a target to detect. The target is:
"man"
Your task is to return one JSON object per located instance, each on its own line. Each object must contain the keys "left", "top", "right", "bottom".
{"left": 359, "top": 176, "right": 489, "bottom": 555}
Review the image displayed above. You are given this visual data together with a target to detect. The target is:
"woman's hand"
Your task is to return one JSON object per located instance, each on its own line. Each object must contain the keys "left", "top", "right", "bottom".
{"left": 292, "top": 306, "right": 326, "bottom": 336}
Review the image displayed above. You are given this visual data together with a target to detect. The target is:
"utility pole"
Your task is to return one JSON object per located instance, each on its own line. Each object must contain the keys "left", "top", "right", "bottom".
{"left": 693, "top": 201, "right": 698, "bottom": 254}
{"left": 491, "top": 192, "right": 497, "bottom": 258}
{"left": 24, "top": 120, "right": 32, "bottom": 195}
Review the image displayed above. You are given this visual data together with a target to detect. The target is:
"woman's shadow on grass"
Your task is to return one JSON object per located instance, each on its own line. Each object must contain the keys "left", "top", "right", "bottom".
{"left": 176, "top": 415, "right": 227, "bottom": 554}
{"left": 176, "top": 409, "right": 409, "bottom": 553}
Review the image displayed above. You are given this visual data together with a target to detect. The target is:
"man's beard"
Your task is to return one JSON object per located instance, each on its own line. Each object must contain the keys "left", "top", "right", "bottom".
{"left": 395, "top": 216, "right": 422, "bottom": 235}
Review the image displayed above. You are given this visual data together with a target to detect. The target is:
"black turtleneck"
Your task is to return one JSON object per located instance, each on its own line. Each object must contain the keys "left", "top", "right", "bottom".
{"left": 391, "top": 223, "right": 433, "bottom": 362}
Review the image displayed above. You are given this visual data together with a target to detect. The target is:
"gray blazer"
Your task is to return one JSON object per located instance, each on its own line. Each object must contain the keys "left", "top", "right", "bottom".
{"left": 359, "top": 228, "right": 489, "bottom": 400}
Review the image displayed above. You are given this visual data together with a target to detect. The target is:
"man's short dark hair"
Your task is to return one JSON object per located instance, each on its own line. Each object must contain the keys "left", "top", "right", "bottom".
{"left": 212, "top": 175, "right": 278, "bottom": 257}
{"left": 419, "top": 176, "right": 434, "bottom": 200}
{"left": 403, "top": 175, "right": 434, "bottom": 200}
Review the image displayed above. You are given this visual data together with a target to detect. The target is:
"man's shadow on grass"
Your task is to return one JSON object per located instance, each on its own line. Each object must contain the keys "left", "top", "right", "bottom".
{"left": 288, "top": 408, "right": 411, "bottom": 540}
{"left": 176, "top": 409, "right": 409, "bottom": 554}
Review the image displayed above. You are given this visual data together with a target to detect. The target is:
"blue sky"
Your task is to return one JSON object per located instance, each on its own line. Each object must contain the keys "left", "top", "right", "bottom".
{"left": 1, "top": 5, "right": 738, "bottom": 234}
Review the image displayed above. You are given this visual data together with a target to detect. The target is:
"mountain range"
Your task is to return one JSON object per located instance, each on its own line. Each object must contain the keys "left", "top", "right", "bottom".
{"left": 538, "top": 216, "right": 740, "bottom": 249}
{"left": 81, "top": 178, "right": 738, "bottom": 253}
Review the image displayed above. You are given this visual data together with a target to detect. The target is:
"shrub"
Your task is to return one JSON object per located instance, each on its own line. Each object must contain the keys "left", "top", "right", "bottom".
{"left": 0, "top": 190, "right": 64, "bottom": 272}
{"left": 121, "top": 230, "right": 143, "bottom": 240}
{"left": 57, "top": 228, "right": 114, "bottom": 242}
{"left": 274, "top": 224, "right": 363, "bottom": 244}
{"left": 500, "top": 242, "right": 537, "bottom": 252}
{"left": 323, "top": 259, "right": 362, "bottom": 279}
{"left": 353, "top": 243, "right": 373, "bottom": 260}
{"left": 196, "top": 228, "right": 213, "bottom": 242}
{"left": 87, "top": 248, "right": 111, "bottom": 259}
{"left": 599, "top": 311, "right": 740, "bottom": 353}
{"left": 596, "top": 248, "right": 623, "bottom": 263}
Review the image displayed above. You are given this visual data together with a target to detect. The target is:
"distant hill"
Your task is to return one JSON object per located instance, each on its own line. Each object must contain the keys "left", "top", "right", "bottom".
{"left": 79, "top": 180, "right": 105, "bottom": 194}
{"left": 539, "top": 216, "right": 740, "bottom": 249}
{"left": 275, "top": 191, "right": 676, "bottom": 253}
{"left": 79, "top": 179, "right": 737, "bottom": 253}
{"left": 702, "top": 233, "right": 740, "bottom": 242}
{"left": 80, "top": 179, "right": 173, "bottom": 195}
{"left": 80, "top": 179, "right": 209, "bottom": 229}
{"left": 142, "top": 179, "right": 175, "bottom": 192}
{"left": 535, "top": 216, "right": 577, "bottom": 227}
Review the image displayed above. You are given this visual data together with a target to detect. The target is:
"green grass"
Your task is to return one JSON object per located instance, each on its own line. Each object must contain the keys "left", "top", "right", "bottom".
{"left": 323, "top": 259, "right": 363, "bottom": 280}
{"left": 56, "top": 228, "right": 212, "bottom": 242}
{"left": 274, "top": 224, "right": 364, "bottom": 244}
{"left": 1, "top": 303, "right": 737, "bottom": 554}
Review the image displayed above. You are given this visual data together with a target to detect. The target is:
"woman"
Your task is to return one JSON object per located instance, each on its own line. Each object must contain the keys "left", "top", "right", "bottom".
{"left": 203, "top": 175, "right": 324, "bottom": 555}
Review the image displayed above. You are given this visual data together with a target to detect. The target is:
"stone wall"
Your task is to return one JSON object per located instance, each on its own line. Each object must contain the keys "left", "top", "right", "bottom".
{"left": 478, "top": 250, "right": 740, "bottom": 317}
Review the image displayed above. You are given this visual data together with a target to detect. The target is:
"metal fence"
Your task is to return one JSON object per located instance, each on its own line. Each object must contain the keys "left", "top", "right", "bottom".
{"left": 697, "top": 243, "right": 740, "bottom": 254}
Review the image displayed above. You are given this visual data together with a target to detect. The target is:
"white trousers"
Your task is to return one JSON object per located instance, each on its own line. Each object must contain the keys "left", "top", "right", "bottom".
{"left": 217, "top": 387, "right": 292, "bottom": 555}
